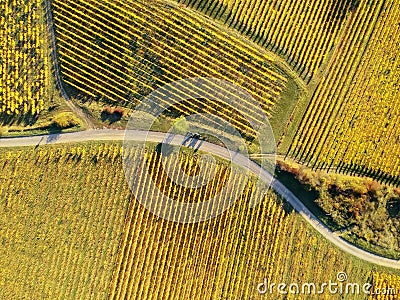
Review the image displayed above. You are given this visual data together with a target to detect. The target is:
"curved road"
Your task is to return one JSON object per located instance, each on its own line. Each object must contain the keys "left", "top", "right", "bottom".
{"left": 1, "top": 129, "right": 400, "bottom": 270}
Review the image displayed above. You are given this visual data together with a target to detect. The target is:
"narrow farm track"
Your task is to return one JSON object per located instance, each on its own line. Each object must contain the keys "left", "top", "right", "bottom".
{"left": 1, "top": 129, "right": 399, "bottom": 270}
{"left": 43, "top": 0, "right": 94, "bottom": 129}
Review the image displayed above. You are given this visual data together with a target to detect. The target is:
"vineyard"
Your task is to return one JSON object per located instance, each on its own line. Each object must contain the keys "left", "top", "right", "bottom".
{"left": 1, "top": 0, "right": 400, "bottom": 298}
{"left": 288, "top": 0, "right": 400, "bottom": 185}
{"left": 0, "top": 0, "right": 49, "bottom": 116}
{"left": 0, "top": 142, "right": 397, "bottom": 299}
{"left": 176, "top": 0, "right": 355, "bottom": 80}
{"left": 0, "top": 143, "right": 129, "bottom": 299}
{"left": 51, "top": 0, "right": 295, "bottom": 138}
{"left": 370, "top": 272, "right": 400, "bottom": 299}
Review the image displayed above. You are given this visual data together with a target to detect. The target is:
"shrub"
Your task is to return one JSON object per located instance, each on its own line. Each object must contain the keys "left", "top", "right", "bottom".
{"left": 101, "top": 106, "right": 125, "bottom": 123}
{"left": 0, "top": 127, "right": 7, "bottom": 137}
{"left": 52, "top": 112, "right": 81, "bottom": 129}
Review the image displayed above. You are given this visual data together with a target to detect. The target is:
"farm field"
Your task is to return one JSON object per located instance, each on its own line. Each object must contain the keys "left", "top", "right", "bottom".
{"left": 370, "top": 272, "right": 400, "bottom": 300}
{"left": 0, "top": 0, "right": 86, "bottom": 135}
{"left": 51, "top": 0, "right": 304, "bottom": 139}
{"left": 0, "top": 143, "right": 129, "bottom": 299}
{"left": 287, "top": 0, "right": 400, "bottom": 185}
{"left": 0, "top": 0, "right": 49, "bottom": 116}
{"left": 0, "top": 142, "right": 398, "bottom": 299}
{"left": 176, "top": 0, "right": 355, "bottom": 80}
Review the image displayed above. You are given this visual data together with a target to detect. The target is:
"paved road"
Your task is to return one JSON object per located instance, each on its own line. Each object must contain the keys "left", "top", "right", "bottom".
{"left": 1, "top": 129, "right": 400, "bottom": 270}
